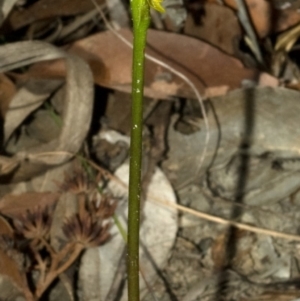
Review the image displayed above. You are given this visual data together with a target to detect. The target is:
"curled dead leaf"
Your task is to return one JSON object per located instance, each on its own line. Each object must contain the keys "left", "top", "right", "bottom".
{"left": 0, "top": 41, "right": 94, "bottom": 182}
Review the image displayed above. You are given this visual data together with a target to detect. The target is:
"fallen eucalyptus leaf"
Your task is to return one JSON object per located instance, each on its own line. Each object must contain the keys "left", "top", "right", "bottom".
{"left": 4, "top": 78, "right": 62, "bottom": 143}
{"left": 0, "top": 191, "right": 59, "bottom": 218}
{"left": 0, "top": 248, "right": 27, "bottom": 301}
{"left": 29, "top": 29, "right": 277, "bottom": 100}
{"left": 164, "top": 86, "right": 300, "bottom": 205}
{"left": 5, "top": 0, "right": 105, "bottom": 31}
{"left": 0, "top": 41, "right": 93, "bottom": 182}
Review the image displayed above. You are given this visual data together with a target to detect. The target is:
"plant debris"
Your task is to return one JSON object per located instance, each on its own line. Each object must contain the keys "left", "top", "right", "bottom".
{"left": 1, "top": 0, "right": 300, "bottom": 300}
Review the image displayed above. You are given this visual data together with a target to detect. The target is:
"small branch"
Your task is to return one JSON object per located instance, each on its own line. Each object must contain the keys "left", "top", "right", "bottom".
{"left": 40, "top": 237, "right": 56, "bottom": 257}
{"left": 35, "top": 243, "right": 84, "bottom": 299}
{"left": 49, "top": 242, "right": 74, "bottom": 272}
{"left": 32, "top": 249, "right": 47, "bottom": 284}
{"left": 54, "top": 243, "right": 84, "bottom": 275}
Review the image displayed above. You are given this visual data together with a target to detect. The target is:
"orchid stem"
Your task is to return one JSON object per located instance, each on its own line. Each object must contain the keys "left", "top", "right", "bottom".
{"left": 127, "top": 2, "right": 150, "bottom": 301}
{"left": 128, "top": 0, "right": 165, "bottom": 300}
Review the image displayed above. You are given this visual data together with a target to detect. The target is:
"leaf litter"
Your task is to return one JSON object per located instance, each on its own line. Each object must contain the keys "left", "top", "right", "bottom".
{"left": 1, "top": 0, "right": 300, "bottom": 300}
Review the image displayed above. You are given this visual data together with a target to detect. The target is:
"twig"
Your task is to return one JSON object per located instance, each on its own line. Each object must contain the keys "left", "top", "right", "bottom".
{"left": 27, "top": 151, "right": 300, "bottom": 243}
{"left": 40, "top": 237, "right": 56, "bottom": 257}
{"left": 150, "top": 196, "right": 300, "bottom": 242}
{"left": 54, "top": 244, "right": 84, "bottom": 275}
{"left": 35, "top": 243, "right": 84, "bottom": 299}
{"left": 32, "top": 249, "right": 47, "bottom": 284}
{"left": 98, "top": 159, "right": 300, "bottom": 242}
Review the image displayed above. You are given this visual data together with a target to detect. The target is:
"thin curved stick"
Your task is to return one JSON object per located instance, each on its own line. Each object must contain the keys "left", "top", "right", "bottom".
{"left": 32, "top": 151, "right": 300, "bottom": 243}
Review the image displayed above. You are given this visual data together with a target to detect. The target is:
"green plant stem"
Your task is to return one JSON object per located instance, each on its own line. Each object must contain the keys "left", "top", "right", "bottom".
{"left": 128, "top": 2, "right": 150, "bottom": 301}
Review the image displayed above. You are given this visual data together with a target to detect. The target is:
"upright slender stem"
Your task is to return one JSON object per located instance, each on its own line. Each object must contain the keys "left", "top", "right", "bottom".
{"left": 128, "top": 2, "right": 150, "bottom": 301}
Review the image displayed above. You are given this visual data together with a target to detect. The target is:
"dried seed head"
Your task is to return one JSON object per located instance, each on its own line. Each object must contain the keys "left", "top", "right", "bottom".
{"left": 13, "top": 206, "right": 52, "bottom": 242}
{"left": 90, "top": 195, "right": 117, "bottom": 220}
{"left": 58, "top": 168, "right": 92, "bottom": 194}
{"left": 62, "top": 213, "right": 110, "bottom": 248}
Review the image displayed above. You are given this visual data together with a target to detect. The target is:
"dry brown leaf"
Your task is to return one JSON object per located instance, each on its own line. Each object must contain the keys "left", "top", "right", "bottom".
{"left": 209, "top": 0, "right": 300, "bottom": 38}
{"left": 274, "top": 7, "right": 300, "bottom": 33}
{"left": 0, "top": 211, "right": 29, "bottom": 299}
{"left": 0, "top": 41, "right": 93, "bottom": 182}
{"left": 0, "top": 192, "right": 59, "bottom": 218}
{"left": 29, "top": 28, "right": 276, "bottom": 100}
{"left": 0, "top": 215, "right": 13, "bottom": 235}
{"left": 0, "top": 248, "right": 27, "bottom": 300}
{"left": 0, "top": 74, "right": 16, "bottom": 118}
{"left": 184, "top": 3, "right": 242, "bottom": 56}
{"left": 4, "top": 78, "right": 62, "bottom": 143}
{"left": 5, "top": 0, "right": 105, "bottom": 31}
